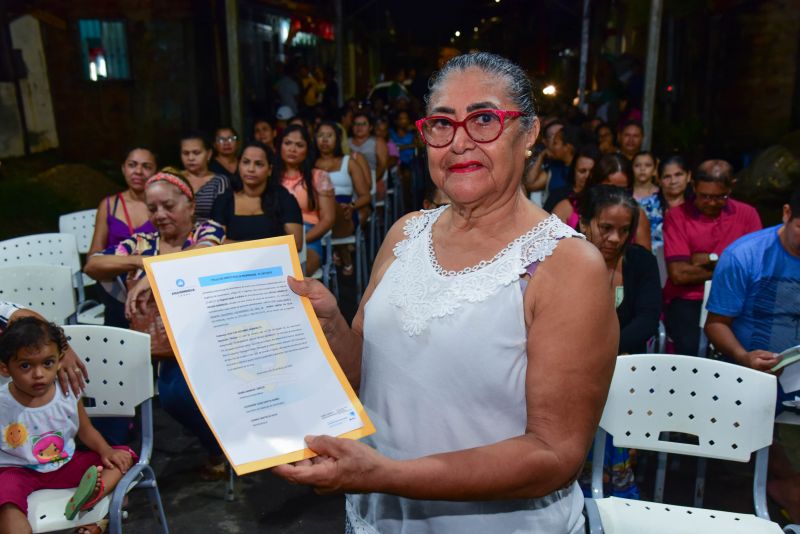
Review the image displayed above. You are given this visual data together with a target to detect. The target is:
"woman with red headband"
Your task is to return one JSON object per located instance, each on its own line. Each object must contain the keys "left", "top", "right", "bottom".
{"left": 84, "top": 168, "right": 228, "bottom": 478}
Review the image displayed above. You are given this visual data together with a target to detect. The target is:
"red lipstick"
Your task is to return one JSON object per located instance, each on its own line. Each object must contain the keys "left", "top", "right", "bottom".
{"left": 448, "top": 161, "right": 483, "bottom": 173}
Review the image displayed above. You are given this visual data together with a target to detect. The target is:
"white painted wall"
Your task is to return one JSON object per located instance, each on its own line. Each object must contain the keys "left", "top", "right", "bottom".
{"left": 0, "top": 15, "right": 59, "bottom": 158}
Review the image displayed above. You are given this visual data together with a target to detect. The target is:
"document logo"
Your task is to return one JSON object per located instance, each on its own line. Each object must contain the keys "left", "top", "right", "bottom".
{"left": 176, "top": 278, "right": 186, "bottom": 288}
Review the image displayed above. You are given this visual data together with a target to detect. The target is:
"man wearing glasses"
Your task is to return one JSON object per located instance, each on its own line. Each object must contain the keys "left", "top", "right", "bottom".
{"left": 662, "top": 159, "right": 762, "bottom": 356}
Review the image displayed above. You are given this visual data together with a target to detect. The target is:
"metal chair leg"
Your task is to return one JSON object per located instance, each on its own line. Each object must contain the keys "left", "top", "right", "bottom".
{"left": 694, "top": 457, "right": 707, "bottom": 508}
{"left": 654, "top": 451, "right": 667, "bottom": 502}
{"left": 225, "top": 464, "right": 236, "bottom": 502}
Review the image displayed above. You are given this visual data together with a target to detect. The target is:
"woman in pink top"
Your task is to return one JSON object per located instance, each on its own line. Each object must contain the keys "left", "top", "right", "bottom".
{"left": 275, "top": 124, "right": 336, "bottom": 275}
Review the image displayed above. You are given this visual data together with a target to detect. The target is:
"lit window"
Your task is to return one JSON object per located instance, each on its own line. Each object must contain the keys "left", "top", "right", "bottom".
{"left": 78, "top": 19, "right": 130, "bottom": 81}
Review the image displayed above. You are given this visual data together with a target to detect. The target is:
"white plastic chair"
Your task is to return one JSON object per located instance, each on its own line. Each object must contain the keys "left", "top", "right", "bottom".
{"left": 585, "top": 353, "right": 783, "bottom": 534}
{"left": 0, "top": 233, "right": 104, "bottom": 324}
{"left": 26, "top": 325, "right": 169, "bottom": 534}
{"left": 0, "top": 265, "right": 76, "bottom": 324}
{"left": 59, "top": 209, "right": 97, "bottom": 255}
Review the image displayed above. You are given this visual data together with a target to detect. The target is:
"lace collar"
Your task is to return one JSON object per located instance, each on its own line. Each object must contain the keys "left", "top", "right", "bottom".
{"left": 388, "top": 207, "right": 582, "bottom": 336}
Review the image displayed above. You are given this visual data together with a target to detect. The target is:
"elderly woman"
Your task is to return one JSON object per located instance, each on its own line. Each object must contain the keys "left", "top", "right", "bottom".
{"left": 84, "top": 170, "right": 227, "bottom": 478}
{"left": 274, "top": 52, "right": 617, "bottom": 533}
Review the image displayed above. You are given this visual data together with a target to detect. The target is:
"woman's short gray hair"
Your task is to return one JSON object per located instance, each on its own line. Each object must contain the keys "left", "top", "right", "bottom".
{"left": 425, "top": 52, "right": 537, "bottom": 132}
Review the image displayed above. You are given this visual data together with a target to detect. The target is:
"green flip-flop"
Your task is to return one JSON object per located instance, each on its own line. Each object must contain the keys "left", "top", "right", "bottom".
{"left": 64, "top": 465, "right": 100, "bottom": 520}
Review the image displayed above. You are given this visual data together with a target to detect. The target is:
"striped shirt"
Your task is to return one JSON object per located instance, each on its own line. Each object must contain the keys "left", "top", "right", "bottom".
{"left": 194, "top": 174, "right": 230, "bottom": 223}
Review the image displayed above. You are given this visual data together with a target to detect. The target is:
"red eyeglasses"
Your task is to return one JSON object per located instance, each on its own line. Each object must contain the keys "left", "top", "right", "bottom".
{"left": 415, "top": 109, "right": 526, "bottom": 148}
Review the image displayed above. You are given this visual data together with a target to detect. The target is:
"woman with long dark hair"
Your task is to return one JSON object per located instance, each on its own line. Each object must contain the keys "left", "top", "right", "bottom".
{"left": 211, "top": 141, "right": 303, "bottom": 248}
{"left": 274, "top": 124, "right": 336, "bottom": 275}
{"left": 549, "top": 144, "right": 600, "bottom": 226}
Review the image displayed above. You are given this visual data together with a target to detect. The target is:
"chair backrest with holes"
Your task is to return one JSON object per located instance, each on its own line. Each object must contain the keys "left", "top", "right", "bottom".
{"left": 61, "top": 326, "right": 153, "bottom": 417}
{"left": 600, "top": 353, "right": 776, "bottom": 462}
{"left": 59, "top": 210, "right": 97, "bottom": 255}
{"left": 0, "top": 265, "right": 76, "bottom": 324}
{"left": 0, "top": 233, "right": 81, "bottom": 274}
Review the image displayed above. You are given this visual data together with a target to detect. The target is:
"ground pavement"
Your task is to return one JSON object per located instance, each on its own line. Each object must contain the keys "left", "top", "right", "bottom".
{"left": 118, "top": 275, "right": 791, "bottom": 533}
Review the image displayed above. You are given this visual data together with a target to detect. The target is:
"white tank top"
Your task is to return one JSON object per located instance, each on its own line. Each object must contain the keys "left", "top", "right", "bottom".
{"left": 347, "top": 207, "right": 586, "bottom": 534}
{"left": 327, "top": 155, "right": 353, "bottom": 197}
{"left": 349, "top": 137, "right": 377, "bottom": 171}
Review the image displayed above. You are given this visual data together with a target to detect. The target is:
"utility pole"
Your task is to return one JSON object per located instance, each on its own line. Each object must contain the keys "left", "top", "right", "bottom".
{"left": 577, "top": 0, "right": 591, "bottom": 113}
{"left": 335, "top": 0, "right": 344, "bottom": 107}
{"left": 225, "top": 0, "right": 242, "bottom": 134}
{"left": 642, "top": 0, "right": 663, "bottom": 151}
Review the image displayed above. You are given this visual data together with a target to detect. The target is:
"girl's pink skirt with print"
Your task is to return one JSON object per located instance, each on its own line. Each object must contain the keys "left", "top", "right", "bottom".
{"left": 0, "top": 446, "right": 136, "bottom": 514}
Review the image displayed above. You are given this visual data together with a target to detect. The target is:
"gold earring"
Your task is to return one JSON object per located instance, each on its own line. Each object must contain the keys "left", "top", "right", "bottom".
{"left": 525, "top": 149, "right": 533, "bottom": 158}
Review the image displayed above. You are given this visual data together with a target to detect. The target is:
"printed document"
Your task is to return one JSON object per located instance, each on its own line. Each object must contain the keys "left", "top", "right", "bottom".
{"left": 143, "top": 236, "right": 374, "bottom": 474}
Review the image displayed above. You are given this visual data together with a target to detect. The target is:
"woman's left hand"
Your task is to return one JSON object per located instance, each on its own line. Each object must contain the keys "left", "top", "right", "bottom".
{"left": 58, "top": 345, "right": 88, "bottom": 397}
{"left": 272, "top": 435, "right": 389, "bottom": 495}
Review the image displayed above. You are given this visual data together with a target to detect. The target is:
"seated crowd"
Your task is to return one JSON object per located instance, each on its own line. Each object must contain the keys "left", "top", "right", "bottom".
{"left": 0, "top": 66, "right": 798, "bottom": 532}
{"left": 529, "top": 116, "right": 800, "bottom": 509}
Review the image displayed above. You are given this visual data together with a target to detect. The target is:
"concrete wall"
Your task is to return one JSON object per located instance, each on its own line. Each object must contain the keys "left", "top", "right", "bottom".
{"left": 0, "top": 15, "right": 59, "bottom": 158}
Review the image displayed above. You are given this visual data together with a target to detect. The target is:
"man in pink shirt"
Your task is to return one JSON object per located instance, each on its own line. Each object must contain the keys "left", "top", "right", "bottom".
{"left": 663, "top": 159, "right": 762, "bottom": 355}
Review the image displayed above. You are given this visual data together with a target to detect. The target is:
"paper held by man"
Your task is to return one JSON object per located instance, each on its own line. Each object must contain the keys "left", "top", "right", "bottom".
{"left": 142, "top": 236, "right": 374, "bottom": 475}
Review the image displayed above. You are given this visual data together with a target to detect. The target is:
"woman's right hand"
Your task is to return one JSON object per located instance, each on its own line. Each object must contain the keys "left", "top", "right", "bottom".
{"left": 287, "top": 276, "right": 339, "bottom": 323}
{"left": 125, "top": 277, "right": 153, "bottom": 319}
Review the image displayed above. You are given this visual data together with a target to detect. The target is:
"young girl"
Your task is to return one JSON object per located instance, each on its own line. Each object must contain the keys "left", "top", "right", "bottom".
{"left": 632, "top": 151, "right": 659, "bottom": 201}
{"left": 632, "top": 151, "right": 663, "bottom": 249}
{"left": 0, "top": 317, "right": 135, "bottom": 534}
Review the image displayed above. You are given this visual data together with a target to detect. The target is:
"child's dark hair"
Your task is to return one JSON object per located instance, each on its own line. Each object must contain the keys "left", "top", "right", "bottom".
{"left": 0, "top": 317, "right": 67, "bottom": 364}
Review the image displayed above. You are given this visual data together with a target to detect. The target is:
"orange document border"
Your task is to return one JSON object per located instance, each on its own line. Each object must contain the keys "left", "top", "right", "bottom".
{"left": 142, "top": 235, "right": 374, "bottom": 475}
